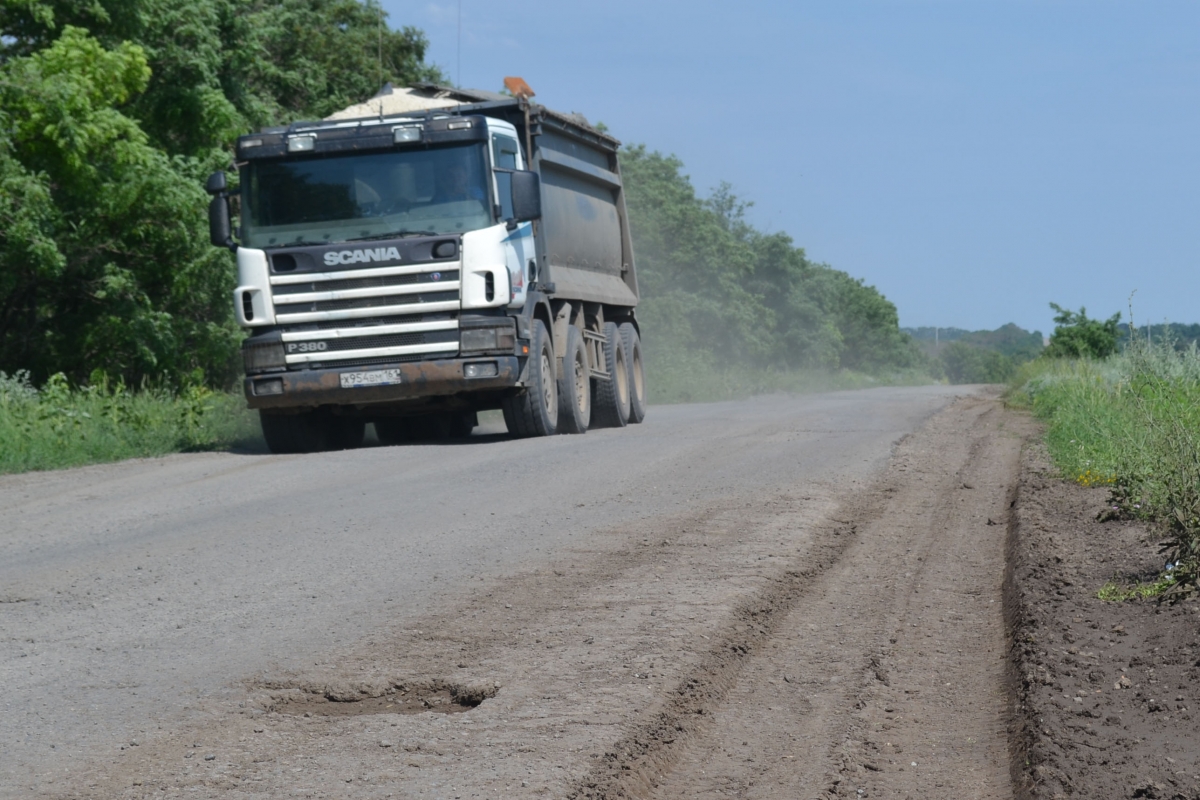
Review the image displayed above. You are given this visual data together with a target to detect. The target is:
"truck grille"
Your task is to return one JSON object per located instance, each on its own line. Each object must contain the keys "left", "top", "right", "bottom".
{"left": 271, "top": 270, "right": 458, "bottom": 296}
{"left": 270, "top": 262, "right": 461, "bottom": 366}
{"left": 286, "top": 290, "right": 459, "bottom": 315}
{"left": 290, "top": 330, "right": 458, "bottom": 354}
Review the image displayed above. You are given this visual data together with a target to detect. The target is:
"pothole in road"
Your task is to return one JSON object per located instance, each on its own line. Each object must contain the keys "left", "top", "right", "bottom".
{"left": 268, "top": 681, "right": 496, "bottom": 718}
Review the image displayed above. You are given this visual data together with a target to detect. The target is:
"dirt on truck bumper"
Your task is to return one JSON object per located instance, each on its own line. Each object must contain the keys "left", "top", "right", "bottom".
{"left": 243, "top": 356, "right": 523, "bottom": 410}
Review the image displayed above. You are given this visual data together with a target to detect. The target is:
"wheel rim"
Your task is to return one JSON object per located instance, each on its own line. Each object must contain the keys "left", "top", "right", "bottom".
{"left": 541, "top": 349, "right": 557, "bottom": 424}
{"left": 573, "top": 349, "right": 589, "bottom": 415}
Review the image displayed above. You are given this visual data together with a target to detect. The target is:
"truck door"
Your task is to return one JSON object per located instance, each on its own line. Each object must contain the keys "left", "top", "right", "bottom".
{"left": 492, "top": 132, "right": 533, "bottom": 307}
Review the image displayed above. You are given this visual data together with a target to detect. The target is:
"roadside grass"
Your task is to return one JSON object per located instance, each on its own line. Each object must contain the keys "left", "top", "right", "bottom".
{"left": 1011, "top": 339, "right": 1200, "bottom": 597}
{"left": 1, "top": 355, "right": 936, "bottom": 475}
{"left": 646, "top": 347, "right": 936, "bottom": 405}
{"left": 0, "top": 371, "right": 261, "bottom": 475}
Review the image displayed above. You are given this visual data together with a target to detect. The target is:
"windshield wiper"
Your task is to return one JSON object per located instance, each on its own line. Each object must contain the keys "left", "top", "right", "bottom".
{"left": 345, "top": 230, "right": 438, "bottom": 242}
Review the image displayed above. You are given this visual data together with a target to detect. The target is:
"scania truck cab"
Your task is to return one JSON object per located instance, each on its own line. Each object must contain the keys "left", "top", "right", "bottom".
{"left": 206, "top": 82, "right": 645, "bottom": 453}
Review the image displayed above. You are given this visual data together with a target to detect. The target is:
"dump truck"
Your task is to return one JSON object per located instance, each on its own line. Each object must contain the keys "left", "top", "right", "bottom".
{"left": 206, "top": 80, "right": 645, "bottom": 453}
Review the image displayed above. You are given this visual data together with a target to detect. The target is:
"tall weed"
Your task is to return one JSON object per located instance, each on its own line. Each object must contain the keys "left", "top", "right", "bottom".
{"left": 0, "top": 371, "right": 260, "bottom": 474}
{"left": 1016, "top": 339, "right": 1200, "bottom": 596}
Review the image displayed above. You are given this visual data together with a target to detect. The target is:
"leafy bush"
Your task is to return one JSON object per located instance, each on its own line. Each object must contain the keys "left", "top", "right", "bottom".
{"left": 1045, "top": 303, "right": 1122, "bottom": 359}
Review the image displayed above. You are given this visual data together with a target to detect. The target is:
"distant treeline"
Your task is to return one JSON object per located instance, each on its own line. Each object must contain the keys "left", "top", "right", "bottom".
{"left": 904, "top": 323, "right": 1044, "bottom": 384}
{"left": 624, "top": 148, "right": 922, "bottom": 378}
{"left": 1119, "top": 323, "right": 1200, "bottom": 350}
{"left": 1, "top": 0, "right": 922, "bottom": 393}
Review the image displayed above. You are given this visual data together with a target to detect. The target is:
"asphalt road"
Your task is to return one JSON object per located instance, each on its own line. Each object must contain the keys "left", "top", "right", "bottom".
{"left": 0, "top": 386, "right": 968, "bottom": 796}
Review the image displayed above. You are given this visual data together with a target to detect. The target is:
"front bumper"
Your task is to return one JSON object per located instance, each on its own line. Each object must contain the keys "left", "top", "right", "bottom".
{"left": 244, "top": 356, "right": 522, "bottom": 409}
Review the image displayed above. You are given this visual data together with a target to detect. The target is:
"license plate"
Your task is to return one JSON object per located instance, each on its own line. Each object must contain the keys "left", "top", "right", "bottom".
{"left": 339, "top": 368, "right": 403, "bottom": 388}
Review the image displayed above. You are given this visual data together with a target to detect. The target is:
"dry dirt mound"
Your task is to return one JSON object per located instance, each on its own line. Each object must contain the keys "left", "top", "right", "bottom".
{"left": 1007, "top": 443, "right": 1200, "bottom": 800}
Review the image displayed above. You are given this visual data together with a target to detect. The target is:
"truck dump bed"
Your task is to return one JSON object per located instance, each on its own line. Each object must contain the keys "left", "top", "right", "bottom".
{"left": 328, "top": 83, "right": 638, "bottom": 310}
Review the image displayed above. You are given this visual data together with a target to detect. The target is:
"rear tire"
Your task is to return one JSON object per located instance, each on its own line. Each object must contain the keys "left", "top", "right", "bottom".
{"left": 590, "top": 321, "right": 630, "bottom": 428}
{"left": 501, "top": 319, "right": 558, "bottom": 438}
{"left": 619, "top": 322, "right": 646, "bottom": 424}
{"left": 556, "top": 325, "right": 591, "bottom": 434}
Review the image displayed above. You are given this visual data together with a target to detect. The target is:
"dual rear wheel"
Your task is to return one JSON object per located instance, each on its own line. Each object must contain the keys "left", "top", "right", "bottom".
{"left": 504, "top": 319, "right": 646, "bottom": 439}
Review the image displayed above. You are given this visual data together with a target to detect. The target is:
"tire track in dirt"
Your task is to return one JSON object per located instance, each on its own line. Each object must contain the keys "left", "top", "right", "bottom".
{"left": 570, "top": 393, "right": 1035, "bottom": 799}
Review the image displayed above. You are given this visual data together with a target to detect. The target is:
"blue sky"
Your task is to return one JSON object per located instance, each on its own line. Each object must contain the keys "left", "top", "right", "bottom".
{"left": 382, "top": 1, "right": 1200, "bottom": 334}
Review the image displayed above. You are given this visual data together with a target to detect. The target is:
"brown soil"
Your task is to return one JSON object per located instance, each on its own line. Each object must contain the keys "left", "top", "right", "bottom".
{"left": 1007, "top": 443, "right": 1200, "bottom": 800}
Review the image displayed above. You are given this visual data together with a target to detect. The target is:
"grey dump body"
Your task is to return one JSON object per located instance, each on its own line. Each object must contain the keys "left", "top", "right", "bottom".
{"left": 401, "top": 84, "right": 639, "bottom": 308}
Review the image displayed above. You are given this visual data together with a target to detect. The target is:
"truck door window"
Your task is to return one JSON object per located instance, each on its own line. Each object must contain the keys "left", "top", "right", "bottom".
{"left": 492, "top": 134, "right": 521, "bottom": 221}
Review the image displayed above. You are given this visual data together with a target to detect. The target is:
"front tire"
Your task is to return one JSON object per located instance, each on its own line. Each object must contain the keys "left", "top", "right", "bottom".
{"left": 502, "top": 319, "right": 558, "bottom": 438}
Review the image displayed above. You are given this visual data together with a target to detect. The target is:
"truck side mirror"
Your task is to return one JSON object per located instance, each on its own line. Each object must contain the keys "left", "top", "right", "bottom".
{"left": 206, "top": 171, "right": 237, "bottom": 250}
{"left": 209, "top": 195, "right": 233, "bottom": 249}
{"left": 510, "top": 170, "right": 542, "bottom": 222}
{"left": 205, "top": 170, "right": 227, "bottom": 196}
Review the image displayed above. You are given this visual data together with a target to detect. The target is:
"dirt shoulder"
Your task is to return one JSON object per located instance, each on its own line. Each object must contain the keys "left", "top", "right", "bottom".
{"left": 44, "top": 391, "right": 1033, "bottom": 800}
{"left": 1007, "top": 443, "right": 1200, "bottom": 800}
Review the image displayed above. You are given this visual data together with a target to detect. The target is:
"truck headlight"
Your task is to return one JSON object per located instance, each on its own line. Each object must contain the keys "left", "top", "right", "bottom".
{"left": 464, "top": 362, "right": 498, "bottom": 379}
{"left": 460, "top": 322, "right": 516, "bottom": 354}
{"left": 243, "top": 340, "right": 286, "bottom": 372}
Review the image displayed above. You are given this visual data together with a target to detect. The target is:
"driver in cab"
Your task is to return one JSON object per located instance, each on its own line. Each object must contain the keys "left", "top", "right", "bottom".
{"left": 433, "top": 161, "right": 487, "bottom": 208}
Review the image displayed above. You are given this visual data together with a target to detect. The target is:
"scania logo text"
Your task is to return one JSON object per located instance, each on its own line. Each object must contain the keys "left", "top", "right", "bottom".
{"left": 323, "top": 246, "right": 402, "bottom": 266}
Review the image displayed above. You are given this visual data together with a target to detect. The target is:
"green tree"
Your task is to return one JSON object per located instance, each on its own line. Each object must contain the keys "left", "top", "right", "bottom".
{"left": 1045, "top": 303, "right": 1121, "bottom": 359}
{"left": 0, "top": 25, "right": 238, "bottom": 387}
{"left": 0, "top": 1, "right": 444, "bottom": 388}
{"left": 1, "top": 0, "right": 444, "bottom": 161}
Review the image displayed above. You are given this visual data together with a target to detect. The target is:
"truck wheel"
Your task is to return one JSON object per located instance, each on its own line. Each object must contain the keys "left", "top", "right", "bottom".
{"left": 501, "top": 319, "right": 558, "bottom": 438}
{"left": 590, "top": 322, "right": 630, "bottom": 428}
{"left": 556, "top": 325, "right": 591, "bottom": 434}
{"left": 260, "top": 410, "right": 328, "bottom": 454}
{"left": 619, "top": 322, "right": 647, "bottom": 424}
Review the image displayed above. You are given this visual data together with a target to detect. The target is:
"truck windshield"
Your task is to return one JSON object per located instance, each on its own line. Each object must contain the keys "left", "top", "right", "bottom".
{"left": 240, "top": 143, "right": 491, "bottom": 248}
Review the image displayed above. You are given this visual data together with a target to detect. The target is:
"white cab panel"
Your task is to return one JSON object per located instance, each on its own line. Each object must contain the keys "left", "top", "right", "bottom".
{"left": 461, "top": 224, "right": 511, "bottom": 309}
{"left": 234, "top": 248, "right": 276, "bottom": 326}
